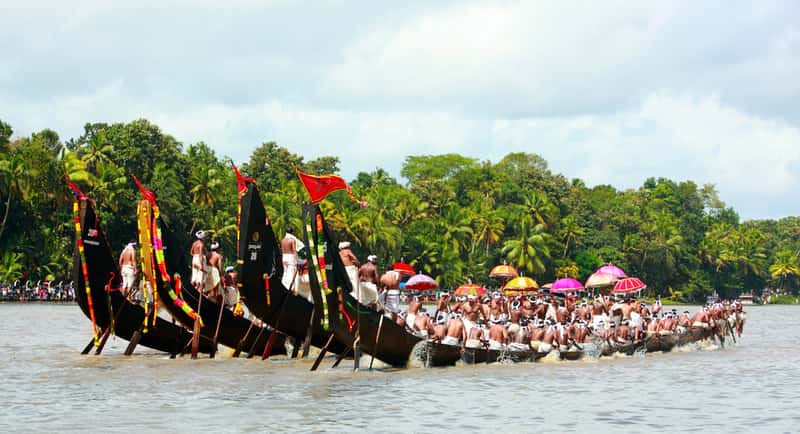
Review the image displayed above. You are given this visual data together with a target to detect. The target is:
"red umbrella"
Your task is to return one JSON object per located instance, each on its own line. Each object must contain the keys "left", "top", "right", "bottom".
{"left": 613, "top": 277, "right": 646, "bottom": 294}
{"left": 392, "top": 261, "right": 416, "bottom": 276}
{"left": 405, "top": 273, "right": 438, "bottom": 291}
{"left": 454, "top": 283, "right": 488, "bottom": 297}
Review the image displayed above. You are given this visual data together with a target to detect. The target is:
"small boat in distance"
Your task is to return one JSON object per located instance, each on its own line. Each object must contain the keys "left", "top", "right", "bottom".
{"left": 738, "top": 292, "right": 754, "bottom": 305}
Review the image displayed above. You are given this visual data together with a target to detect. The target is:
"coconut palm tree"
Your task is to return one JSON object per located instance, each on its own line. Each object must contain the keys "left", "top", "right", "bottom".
{"left": 559, "top": 215, "right": 585, "bottom": 258}
{"left": 769, "top": 250, "right": 800, "bottom": 293}
{"left": 502, "top": 218, "right": 551, "bottom": 275}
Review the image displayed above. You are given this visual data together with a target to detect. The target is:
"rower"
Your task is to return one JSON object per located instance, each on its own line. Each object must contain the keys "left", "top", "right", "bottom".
{"left": 338, "top": 241, "right": 360, "bottom": 297}
{"left": 443, "top": 313, "right": 466, "bottom": 346}
{"left": 431, "top": 314, "right": 448, "bottom": 342}
{"left": 487, "top": 319, "right": 508, "bottom": 350}
{"left": 206, "top": 242, "right": 223, "bottom": 298}
{"left": 357, "top": 254, "right": 380, "bottom": 307}
{"left": 222, "top": 266, "right": 241, "bottom": 314}
{"left": 465, "top": 319, "right": 485, "bottom": 349}
{"left": 119, "top": 241, "right": 137, "bottom": 296}
{"left": 434, "top": 291, "right": 451, "bottom": 322}
{"left": 189, "top": 230, "right": 206, "bottom": 292}
{"left": 413, "top": 309, "right": 432, "bottom": 338}
{"left": 379, "top": 269, "right": 401, "bottom": 318}
{"left": 406, "top": 295, "right": 423, "bottom": 331}
{"left": 280, "top": 227, "right": 300, "bottom": 290}
{"left": 539, "top": 320, "right": 556, "bottom": 354}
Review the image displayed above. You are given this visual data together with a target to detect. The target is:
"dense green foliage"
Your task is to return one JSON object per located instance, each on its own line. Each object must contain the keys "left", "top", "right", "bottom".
{"left": 2, "top": 118, "right": 799, "bottom": 302}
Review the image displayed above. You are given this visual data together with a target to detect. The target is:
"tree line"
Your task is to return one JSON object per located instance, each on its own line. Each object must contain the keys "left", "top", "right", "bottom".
{"left": 1, "top": 118, "right": 798, "bottom": 302}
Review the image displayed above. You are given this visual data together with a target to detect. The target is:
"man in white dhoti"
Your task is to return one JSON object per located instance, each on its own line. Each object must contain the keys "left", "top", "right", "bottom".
{"left": 118, "top": 241, "right": 137, "bottom": 295}
{"left": 281, "top": 228, "right": 303, "bottom": 290}
{"left": 190, "top": 231, "right": 206, "bottom": 291}
{"left": 356, "top": 255, "right": 380, "bottom": 306}
{"left": 338, "top": 241, "right": 360, "bottom": 295}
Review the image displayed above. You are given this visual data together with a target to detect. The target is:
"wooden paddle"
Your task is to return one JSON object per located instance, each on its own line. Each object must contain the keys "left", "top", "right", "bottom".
{"left": 368, "top": 314, "right": 385, "bottom": 370}
{"left": 232, "top": 320, "right": 256, "bottom": 358}
{"left": 191, "top": 286, "right": 204, "bottom": 359}
{"left": 262, "top": 270, "right": 297, "bottom": 360}
{"left": 310, "top": 334, "right": 335, "bottom": 371}
{"left": 210, "top": 292, "right": 225, "bottom": 358}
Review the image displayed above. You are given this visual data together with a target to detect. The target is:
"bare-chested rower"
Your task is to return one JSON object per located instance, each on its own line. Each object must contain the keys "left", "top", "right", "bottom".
{"left": 413, "top": 311, "right": 432, "bottom": 338}
{"left": 357, "top": 255, "right": 380, "bottom": 306}
{"left": 488, "top": 320, "right": 509, "bottom": 350}
{"left": 206, "top": 242, "right": 223, "bottom": 298}
{"left": 443, "top": 314, "right": 466, "bottom": 346}
{"left": 405, "top": 295, "right": 423, "bottom": 330}
{"left": 459, "top": 295, "right": 484, "bottom": 336}
{"left": 190, "top": 231, "right": 206, "bottom": 292}
{"left": 119, "top": 241, "right": 137, "bottom": 295}
{"left": 281, "top": 228, "right": 299, "bottom": 291}
{"left": 338, "top": 241, "right": 360, "bottom": 294}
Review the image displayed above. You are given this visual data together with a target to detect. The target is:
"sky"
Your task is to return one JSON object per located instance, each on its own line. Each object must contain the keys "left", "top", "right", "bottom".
{"left": 1, "top": 0, "right": 799, "bottom": 220}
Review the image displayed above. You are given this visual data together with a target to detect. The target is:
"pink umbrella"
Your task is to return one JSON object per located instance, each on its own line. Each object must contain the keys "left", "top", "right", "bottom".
{"left": 597, "top": 263, "right": 626, "bottom": 279}
{"left": 550, "top": 277, "right": 584, "bottom": 294}
{"left": 405, "top": 273, "right": 438, "bottom": 291}
{"left": 612, "top": 277, "right": 646, "bottom": 294}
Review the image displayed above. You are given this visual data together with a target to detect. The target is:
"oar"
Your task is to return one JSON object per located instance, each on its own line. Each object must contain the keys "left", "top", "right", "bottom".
{"left": 311, "top": 334, "right": 335, "bottom": 371}
{"left": 368, "top": 314, "right": 385, "bottom": 370}
{"left": 210, "top": 292, "right": 225, "bottom": 359}
{"left": 262, "top": 271, "right": 297, "bottom": 360}
{"left": 298, "top": 306, "right": 315, "bottom": 359}
{"left": 124, "top": 324, "right": 144, "bottom": 356}
{"left": 232, "top": 320, "right": 256, "bottom": 358}
{"left": 191, "top": 288, "right": 204, "bottom": 359}
{"left": 727, "top": 319, "right": 737, "bottom": 344}
{"left": 246, "top": 325, "right": 266, "bottom": 358}
{"left": 331, "top": 346, "right": 352, "bottom": 368}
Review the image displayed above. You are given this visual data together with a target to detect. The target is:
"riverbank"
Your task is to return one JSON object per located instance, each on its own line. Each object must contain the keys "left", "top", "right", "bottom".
{"left": 765, "top": 295, "right": 800, "bottom": 305}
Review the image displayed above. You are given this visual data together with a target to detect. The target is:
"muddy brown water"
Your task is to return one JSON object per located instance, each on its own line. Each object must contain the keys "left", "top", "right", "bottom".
{"left": 0, "top": 303, "right": 797, "bottom": 433}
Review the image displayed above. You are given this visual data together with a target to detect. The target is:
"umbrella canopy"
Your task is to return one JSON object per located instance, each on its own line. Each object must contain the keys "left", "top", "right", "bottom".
{"left": 585, "top": 272, "right": 616, "bottom": 288}
{"left": 612, "top": 277, "right": 646, "bottom": 294}
{"left": 597, "top": 263, "right": 626, "bottom": 279}
{"left": 503, "top": 276, "right": 539, "bottom": 294}
{"left": 489, "top": 263, "right": 519, "bottom": 279}
{"left": 550, "top": 277, "right": 584, "bottom": 294}
{"left": 453, "top": 283, "right": 488, "bottom": 297}
{"left": 405, "top": 273, "right": 438, "bottom": 291}
{"left": 392, "top": 261, "right": 416, "bottom": 276}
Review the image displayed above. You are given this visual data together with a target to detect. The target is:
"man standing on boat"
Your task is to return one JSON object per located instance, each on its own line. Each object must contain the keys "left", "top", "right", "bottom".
{"left": 281, "top": 227, "right": 301, "bottom": 291}
{"left": 205, "top": 242, "right": 223, "bottom": 298}
{"left": 119, "top": 241, "right": 137, "bottom": 295}
{"left": 190, "top": 231, "right": 206, "bottom": 293}
{"left": 357, "top": 254, "right": 380, "bottom": 307}
{"left": 379, "top": 269, "right": 401, "bottom": 317}
{"left": 339, "top": 241, "right": 360, "bottom": 295}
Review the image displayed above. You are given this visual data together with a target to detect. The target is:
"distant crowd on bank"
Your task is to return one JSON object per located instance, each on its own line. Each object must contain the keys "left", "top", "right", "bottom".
{"left": 0, "top": 281, "right": 76, "bottom": 302}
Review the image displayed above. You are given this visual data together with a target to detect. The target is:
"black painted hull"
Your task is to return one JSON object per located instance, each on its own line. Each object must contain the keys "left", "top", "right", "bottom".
{"left": 73, "top": 198, "right": 212, "bottom": 355}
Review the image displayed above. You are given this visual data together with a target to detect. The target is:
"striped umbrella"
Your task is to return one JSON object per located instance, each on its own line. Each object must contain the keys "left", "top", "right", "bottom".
{"left": 405, "top": 273, "right": 438, "bottom": 291}
{"left": 612, "top": 277, "right": 646, "bottom": 294}
{"left": 550, "top": 277, "right": 584, "bottom": 294}
{"left": 454, "top": 283, "right": 488, "bottom": 297}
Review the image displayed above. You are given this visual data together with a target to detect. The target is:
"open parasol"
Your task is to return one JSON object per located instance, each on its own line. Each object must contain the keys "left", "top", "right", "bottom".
{"left": 392, "top": 261, "right": 416, "bottom": 276}
{"left": 550, "top": 277, "right": 584, "bottom": 294}
{"left": 503, "top": 276, "right": 538, "bottom": 295}
{"left": 489, "top": 263, "right": 518, "bottom": 279}
{"left": 405, "top": 273, "right": 438, "bottom": 291}
{"left": 612, "top": 277, "right": 646, "bottom": 294}
{"left": 585, "top": 271, "right": 616, "bottom": 288}
{"left": 597, "top": 263, "right": 626, "bottom": 279}
{"left": 453, "top": 282, "right": 488, "bottom": 297}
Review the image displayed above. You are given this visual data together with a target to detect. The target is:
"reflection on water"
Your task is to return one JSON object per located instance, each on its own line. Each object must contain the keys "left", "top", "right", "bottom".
{"left": 1, "top": 304, "right": 798, "bottom": 433}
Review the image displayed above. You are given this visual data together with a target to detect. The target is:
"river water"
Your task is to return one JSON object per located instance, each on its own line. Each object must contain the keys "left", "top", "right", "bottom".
{"left": 0, "top": 304, "right": 797, "bottom": 433}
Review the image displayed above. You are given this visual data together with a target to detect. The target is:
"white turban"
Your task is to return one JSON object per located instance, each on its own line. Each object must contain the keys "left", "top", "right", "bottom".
{"left": 195, "top": 230, "right": 206, "bottom": 240}
{"left": 338, "top": 241, "right": 350, "bottom": 249}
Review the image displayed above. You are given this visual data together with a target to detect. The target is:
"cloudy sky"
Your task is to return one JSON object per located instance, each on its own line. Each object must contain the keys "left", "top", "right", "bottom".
{"left": 2, "top": 1, "right": 798, "bottom": 219}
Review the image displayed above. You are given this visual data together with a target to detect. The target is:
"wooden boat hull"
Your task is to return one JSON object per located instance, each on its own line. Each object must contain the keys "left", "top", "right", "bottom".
{"left": 461, "top": 345, "right": 537, "bottom": 364}
{"left": 645, "top": 333, "right": 677, "bottom": 352}
{"left": 73, "top": 197, "right": 212, "bottom": 355}
{"left": 417, "top": 341, "right": 462, "bottom": 367}
{"left": 154, "top": 207, "right": 287, "bottom": 357}
{"left": 237, "top": 180, "right": 344, "bottom": 354}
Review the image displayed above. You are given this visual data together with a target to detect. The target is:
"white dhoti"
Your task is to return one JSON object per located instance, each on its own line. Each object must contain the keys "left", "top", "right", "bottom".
{"left": 344, "top": 265, "right": 359, "bottom": 294}
{"left": 204, "top": 266, "right": 220, "bottom": 295}
{"left": 442, "top": 335, "right": 460, "bottom": 346}
{"left": 223, "top": 286, "right": 239, "bottom": 307}
{"left": 462, "top": 318, "right": 474, "bottom": 335}
{"left": 539, "top": 342, "right": 552, "bottom": 353}
{"left": 465, "top": 338, "right": 482, "bottom": 349}
{"left": 354, "top": 281, "right": 379, "bottom": 305}
{"left": 385, "top": 289, "right": 400, "bottom": 313}
{"left": 631, "top": 312, "right": 643, "bottom": 331}
{"left": 121, "top": 264, "right": 135, "bottom": 292}
{"left": 488, "top": 339, "right": 505, "bottom": 351}
{"left": 296, "top": 273, "right": 314, "bottom": 303}
{"left": 281, "top": 254, "right": 298, "bottom": 290}
{"left": 191, "top": 254, "right": 204, "bottom": 286}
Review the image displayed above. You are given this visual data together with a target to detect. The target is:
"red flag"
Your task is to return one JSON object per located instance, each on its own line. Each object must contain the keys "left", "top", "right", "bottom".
{"left": 297, "top": 170, "right": 367, "bottom": 206}
{"left": 131, "top": 175, "right": 156, "bottom": 204}
{"left": 232, "top": 163, "right": 254, "bottom": 195}
{"left": 65, "top": 175, "right": 86, "bottom": 199}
